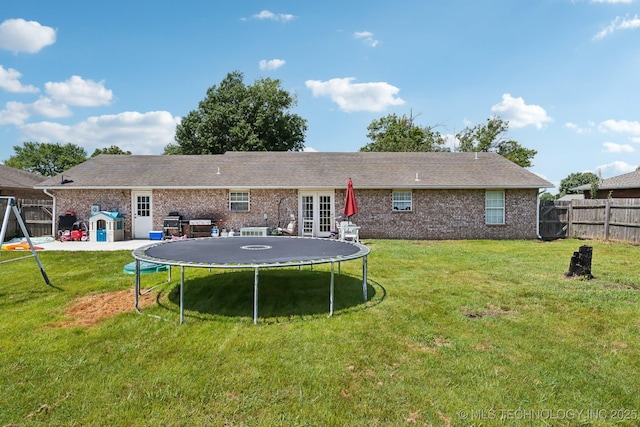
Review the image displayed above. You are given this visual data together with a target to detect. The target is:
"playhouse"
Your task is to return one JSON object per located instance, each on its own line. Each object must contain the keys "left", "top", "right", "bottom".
{"left": 89, "top": 211, "right": 124, "bottom": 242}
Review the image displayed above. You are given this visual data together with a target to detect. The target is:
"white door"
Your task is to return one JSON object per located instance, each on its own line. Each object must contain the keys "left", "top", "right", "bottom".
{"left": 132, "top": 191, "right": 153, "bottom": 239}
{"left": 299, "top": 191, "right": 334, "bottom": 237}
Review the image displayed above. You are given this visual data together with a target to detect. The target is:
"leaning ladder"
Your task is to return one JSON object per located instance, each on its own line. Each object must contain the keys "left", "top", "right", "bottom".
{"left": 0, "top": 196, "right": 51, "bottom": 285}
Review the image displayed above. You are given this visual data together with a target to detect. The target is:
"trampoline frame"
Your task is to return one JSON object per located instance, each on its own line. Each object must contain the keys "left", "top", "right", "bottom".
{"left": 131, "top": 236, "right": 370, "bottom": 324}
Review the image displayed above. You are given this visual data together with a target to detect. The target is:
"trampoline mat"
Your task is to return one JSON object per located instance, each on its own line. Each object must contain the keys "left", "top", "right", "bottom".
{"left": 135, "top": 236, "right": 368, "bottom": 267}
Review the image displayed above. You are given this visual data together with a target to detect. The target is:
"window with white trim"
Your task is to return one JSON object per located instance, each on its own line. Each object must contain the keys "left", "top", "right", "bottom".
{"left": 229, "top": 191, "right": 250, "bottom": 212}
{"left": 392, "top": 190, "right": 412, "bottom": 212}
{"left": 485, "top": 190, "right": 505, "bottom": 224}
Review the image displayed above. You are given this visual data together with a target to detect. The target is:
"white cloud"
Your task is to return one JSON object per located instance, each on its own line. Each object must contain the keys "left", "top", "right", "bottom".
{"left": 245, "top": 10, "right": 296, "bottom": 23}
{"left": 597, "top": 160, "right": 638, "bottom": 176}
{"left": 30, "top": 97, "right": 73, "bottom": 118}
{"left": 302, "top": 146, "right": 318, "bottom": 152}
{"left": 490, "top": 94, "right": 552, "bottom": 129}
{"left": 18, "top": 111, "right": 180, "bottom": 154}
{"left": 45, "top": 75, "right": 113, "bottom": 107}
{"left": 0, "top": 66, "right": 39, "bottom": 93}
{"left": 259, "top": 59, "right": 286, "bottom": 71}
{"left": 305, "top": 77, "right": 405, "bottom": 112}
{"left": 599, "top": 119, "right": 640, "bottom": 134}
{"left": 0, "top": 101, "right": 30, "bottom": 125}
{"left": 353, "top": 31, "right": 379, "bottom": 47}
{"left": 603, "top": 141, "right": 634, "bottom": 153}
{"left": 563, "top": 121, "right": 592, "bottom": 134}
{"left": 443, "top": 133, "right": 459, "bottom": 151}
{"left": 0, "top": 97, "right": 72, "bottom": 125}
{"left": 0, "top": 18, "right": 56, "bottom": 53}
{"left": 593, "top": 14, "right": 640, "bottom": 40}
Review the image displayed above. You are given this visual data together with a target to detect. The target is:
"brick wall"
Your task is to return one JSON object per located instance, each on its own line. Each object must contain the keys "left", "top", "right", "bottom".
{"left": 153, "top": 189, "right": 298, "bottom": 233}
{"left": 336, "top": 188, "right": 539, "bottom": 240}
{"left": 52, "top": 189, "right": 132, "bottom": 238}
{"left": 50, "top": 187, "right": 539, "bottom": 240}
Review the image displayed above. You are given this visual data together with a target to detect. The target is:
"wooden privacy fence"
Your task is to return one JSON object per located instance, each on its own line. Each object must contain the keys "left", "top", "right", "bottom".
{"left": 539, "top": 198, "right": 640, "bottom": 244}
{"left": 0, "top": 199, "right": 52, "bottom": 239}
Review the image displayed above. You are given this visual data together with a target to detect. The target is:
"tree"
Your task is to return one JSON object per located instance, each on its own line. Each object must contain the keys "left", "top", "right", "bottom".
{"left": 4, "top": 142, "right": 87, "bottom": 176}
{"left": 168, "top": 71, "right": 307, "bottom": 154}
{"left": 455, "top": 116, "right": 537, "bottom": 167}
{"left": 91, "top": 145, "right": 132, "bottom": 157}
{"left": 360, "top": 113, "right": 450, "bottom": 152}
{"left": 557, "top": 172, "right": 599, "bottom": 198}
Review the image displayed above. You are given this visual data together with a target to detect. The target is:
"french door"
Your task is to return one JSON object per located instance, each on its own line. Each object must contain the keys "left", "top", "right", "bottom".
{"left": 299, "top": 191, "right": 334, "bottom": 238}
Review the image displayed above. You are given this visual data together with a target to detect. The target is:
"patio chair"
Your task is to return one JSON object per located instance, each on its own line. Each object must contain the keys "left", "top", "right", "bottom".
{"left": 277, "top": 218, "right": 296, "bottom": 236}
{"left": 339, "top": 221, "right": 360, "bottom": 242}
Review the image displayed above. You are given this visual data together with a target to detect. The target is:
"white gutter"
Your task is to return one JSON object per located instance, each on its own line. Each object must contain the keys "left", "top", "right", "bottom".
{"left": 43, "top": 188, "right": 56, "bottom": 237}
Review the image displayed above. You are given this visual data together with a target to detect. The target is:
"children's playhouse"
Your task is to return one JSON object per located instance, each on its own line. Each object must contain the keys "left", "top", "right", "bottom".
{"left": 89, "top": 211, "right": 124, "bottom": 242}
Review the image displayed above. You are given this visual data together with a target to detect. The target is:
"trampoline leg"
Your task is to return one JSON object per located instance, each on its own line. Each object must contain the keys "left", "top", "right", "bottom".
{"left": 329, "top": 262, "right": 335, "bottom": 317}
{"left": 180, "top": 266, "right": 185, "bottom": 324}
{"left": 253, "top": 268, "right": 259, "bottom": 325}
{"left": 135, "top": 260, "right": 140, "bottom": 312}
{"left": 362, "top": 255, "right": 368, "bottom": 302}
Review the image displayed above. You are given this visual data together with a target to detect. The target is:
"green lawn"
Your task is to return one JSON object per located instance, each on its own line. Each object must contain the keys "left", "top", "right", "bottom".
{"left": 1, "top": 239, "right": 639, "bottom": 426}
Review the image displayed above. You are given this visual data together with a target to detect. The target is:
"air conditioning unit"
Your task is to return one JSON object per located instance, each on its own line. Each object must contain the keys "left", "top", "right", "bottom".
{"left": 240, "top": 227, "right": 269, "bottom": 236}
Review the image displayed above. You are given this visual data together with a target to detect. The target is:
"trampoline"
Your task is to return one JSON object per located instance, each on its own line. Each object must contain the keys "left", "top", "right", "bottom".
{"left": 132, "top": 236, "right": 370, "bottom": 324}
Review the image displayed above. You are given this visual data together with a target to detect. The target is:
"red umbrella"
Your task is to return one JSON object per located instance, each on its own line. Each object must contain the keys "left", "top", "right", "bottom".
{"left": 343, "top": 178, "right": 358, "bottom": 221}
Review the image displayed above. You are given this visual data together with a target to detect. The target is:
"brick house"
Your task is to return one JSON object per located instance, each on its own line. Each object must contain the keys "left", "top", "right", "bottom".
{"left": 573, "top": 169, "right": 640, "bottom": 199}
{"left": 34, "top": 151, "right": 552, "bottom": 240}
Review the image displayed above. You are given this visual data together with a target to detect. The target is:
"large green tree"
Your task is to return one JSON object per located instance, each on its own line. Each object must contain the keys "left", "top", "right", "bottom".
{"left": 455, "top": 116, "right": 537, "bottom": 167}
{"left": 167, "top": 71, "right": 307, "bottom": 154}
{"left": 91, "top": 145, "right": 131, "bottom": 157}
{"left": 4, "top": 142, "right": 88, "bottom": 176}
{"left": 360, "top": 113, "right": 450, "bottom": 152}
{"left": 557, "top": 171, "right": 599, "bottom": 198}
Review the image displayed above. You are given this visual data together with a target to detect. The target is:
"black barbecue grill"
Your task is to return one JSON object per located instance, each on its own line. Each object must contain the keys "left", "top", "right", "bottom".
{"left": 163, "top": 211, "right": 184, "bottom": 238}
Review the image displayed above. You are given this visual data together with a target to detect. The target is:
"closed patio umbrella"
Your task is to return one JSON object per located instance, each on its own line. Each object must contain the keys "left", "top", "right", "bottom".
{"left": 343, "top": 178, "right": 358, "bottom": 222}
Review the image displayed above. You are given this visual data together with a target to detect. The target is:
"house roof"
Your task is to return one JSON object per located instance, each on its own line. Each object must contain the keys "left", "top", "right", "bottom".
{"left": 35, "top": 152, "right": 553, "bottom": 190}
{"left": 0, "top": 164, "right": 47, "bottom": 189}
{"left": 573, "top": 169, "right": 640, "bottom": 191}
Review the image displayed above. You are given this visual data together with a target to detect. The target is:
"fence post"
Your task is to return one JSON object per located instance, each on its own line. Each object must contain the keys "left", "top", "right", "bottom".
{"left": 567, "top": 200, "right": 573, "bottom": 238}
{"left": 604, "top": 199, "right": 611, "bottom": 241}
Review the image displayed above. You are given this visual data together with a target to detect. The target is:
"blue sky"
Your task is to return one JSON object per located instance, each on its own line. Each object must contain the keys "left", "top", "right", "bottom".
{"left": 1, "top": 1, "right": 639, "bottom": 192}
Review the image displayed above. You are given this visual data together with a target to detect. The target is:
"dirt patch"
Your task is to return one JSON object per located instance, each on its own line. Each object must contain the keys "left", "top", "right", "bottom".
{"left": 460, "top": 304, "right": 515, "bottom": 319}
{"left": 59, "top": 289, "right": 156, "bottom": 328}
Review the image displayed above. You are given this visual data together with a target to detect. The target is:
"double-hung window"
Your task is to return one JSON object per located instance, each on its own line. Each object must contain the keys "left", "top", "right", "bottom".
{"left": 392, "top": 190, "right": 412, "bottom": 212}
{"left": 229, "top": 191, "right": 250, "bottom": 212}
{"left": 485, "top": 190, "right": 505, "bottom": 225}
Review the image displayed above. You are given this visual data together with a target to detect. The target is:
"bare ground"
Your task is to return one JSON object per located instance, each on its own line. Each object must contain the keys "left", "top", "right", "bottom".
{"left": 59, "top": 288, "right": 156, "bottom": 328}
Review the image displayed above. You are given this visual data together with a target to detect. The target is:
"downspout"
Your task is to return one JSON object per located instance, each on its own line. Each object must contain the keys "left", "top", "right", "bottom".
{"left": 536, "top": 189, "right": 544, "bottom": 240}
{"left": 43, "top": 188, "right": 56, "bottom": 238}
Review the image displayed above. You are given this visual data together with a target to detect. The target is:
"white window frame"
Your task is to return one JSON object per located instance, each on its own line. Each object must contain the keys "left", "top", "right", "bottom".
{"left": 392, "top": 190, "right": 413, "bottom": 212}
{"left": 485, "top": 190, "right": 505, "bottom": 225}
{"left": 229, "top": 190, "right": 250, "bottom": 212}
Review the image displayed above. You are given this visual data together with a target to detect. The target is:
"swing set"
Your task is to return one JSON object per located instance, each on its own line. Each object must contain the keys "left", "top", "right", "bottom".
{"left": 0, "top": 196, "right": 51, "bottom": 286}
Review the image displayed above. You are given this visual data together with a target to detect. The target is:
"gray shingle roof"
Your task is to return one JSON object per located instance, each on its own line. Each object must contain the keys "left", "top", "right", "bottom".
{"left": 0, "top": 164, "right": 47, "bottom": 188}
{"left": 573, "top": 169, "right": 640, "bottom": 191}
{"left": 35, "top": 152, "right": 553, "bottom": 190}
